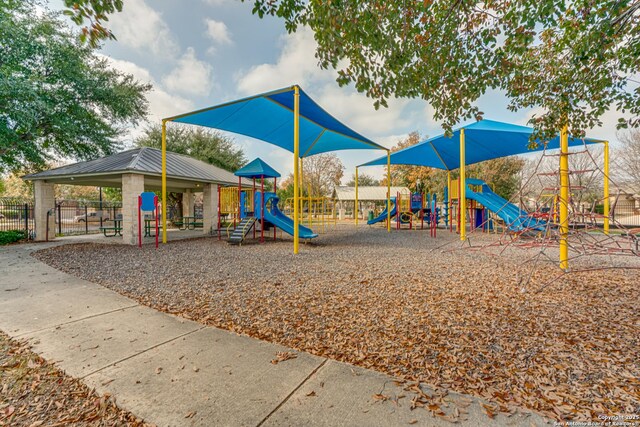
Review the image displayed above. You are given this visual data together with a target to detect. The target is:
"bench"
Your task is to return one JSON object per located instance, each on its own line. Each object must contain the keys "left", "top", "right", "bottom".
{"left": 175, "top": 216, "right": 203, "bottom": 230}
{"left": 100, "top": 219, "right": 122, "bottom": 237}
{"left": 99, "top": 226, "right": 122, "bottom": 237}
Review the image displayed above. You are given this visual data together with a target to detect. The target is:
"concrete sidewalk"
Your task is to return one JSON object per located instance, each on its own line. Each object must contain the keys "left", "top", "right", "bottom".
{"left": 0, "top": 242, "right": 549, "bottom": 426}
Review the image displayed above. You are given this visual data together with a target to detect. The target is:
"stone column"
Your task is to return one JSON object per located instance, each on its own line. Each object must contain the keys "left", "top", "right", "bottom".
{"left": 33, "top": 180, "right": 56, "bottom": 241}
{"left": 182, "top": 189, "right": 194, "bottom": 218}
{"left": 121, "top": 173, "right": 145, "bottom": 245}
{"left": 203, "top": 183, "right": 219, "bottom": 235}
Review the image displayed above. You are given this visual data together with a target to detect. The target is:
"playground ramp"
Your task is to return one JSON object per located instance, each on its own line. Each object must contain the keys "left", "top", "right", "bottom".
{"left": 259, "top": 192, "right": 318, "bottom": 239}
{"left": 464, "top": 179, "right": 546, "bottom": 232}
{"left": 367, "top": 197, "right": 397, "bottom": 225}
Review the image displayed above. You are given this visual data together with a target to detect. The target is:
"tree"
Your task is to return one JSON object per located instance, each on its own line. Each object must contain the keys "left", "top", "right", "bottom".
{"left": 467, "top": 157, "right": 525, "bottom": 200}
{"left": 135, "top": 124, "right": 247, "bottom": 172}
{"left": 617, "top": 129, "right": 640, "bottom": 191}
{"left": 301, "top": 153, "right": 344, "bottom": 196}
{"left": 247, "top": 0, "right": 640, "bottom": 139}
{"left": 63, "top": 0, "right": 123, "bottom": 47}
{"left": 135, "top": 124, "right": 247, "bottom": 218}
{"left": 0, "top": 1, "right": 150, "bottom": 174}
{"left": 346, "top": 173, "right": 380, "bottom": 187}
{"left": 0, "top": 173, "right": 32, "bottom": 199}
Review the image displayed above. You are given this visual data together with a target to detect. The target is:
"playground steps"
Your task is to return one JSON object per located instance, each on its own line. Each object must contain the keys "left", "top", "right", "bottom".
{"left": 228, "top": 217, "right": 257, "bottom": 245}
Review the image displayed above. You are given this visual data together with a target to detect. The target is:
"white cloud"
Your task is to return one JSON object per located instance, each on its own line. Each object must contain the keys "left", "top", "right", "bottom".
{"left": 101, "top": 56, "right": 194, "bottom": 123}
{"left": 162, "top": 48, "right": 214, "bottom": 96}
{"left": 108, "top": 0, "right": 179, "bottom": 56}
{"left": 236, "top": 28, "right": 420, "bottom": 139}
{"left": 203, "top": 0, "right": 228, "bottom": 5}
{"left": 236, "top": 28, "right": 329, "bottom": 94}
{"left": 204, "top": 19, "right": 232, "bottom": 45}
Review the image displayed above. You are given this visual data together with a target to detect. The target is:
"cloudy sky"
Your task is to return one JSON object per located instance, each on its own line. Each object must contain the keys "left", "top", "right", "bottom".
{"left": 50, "top": 0, "right": 625, "bottom": 182}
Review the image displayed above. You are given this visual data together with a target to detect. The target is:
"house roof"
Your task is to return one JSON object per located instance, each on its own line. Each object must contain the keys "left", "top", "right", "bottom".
{"left": 335, "top": 186, "right": 410, "bottom": 201}
{"left": 234, "top": 158, "right": 281, "bottom": 179}
{"left": 23, "top": 147, "right": 250, "bottom": 187}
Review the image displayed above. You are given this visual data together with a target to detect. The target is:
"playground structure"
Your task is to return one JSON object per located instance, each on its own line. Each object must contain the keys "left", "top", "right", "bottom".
{"left": 367, "top": 190, "right": 441, "bottom": 235}
{"left": 217, "top": 158, "right": 320, "bottom": 246}
{"left": 282, "top": 196, "right": 337, "bottom": 233}
{"left": 161, "top": 85, "right": 391, "bottom": 254}
{"left": 359, "top": 120, "right": 640, "bottom": 270}
{"left": 157, "top": 86, "right": 636, "bottom": 269}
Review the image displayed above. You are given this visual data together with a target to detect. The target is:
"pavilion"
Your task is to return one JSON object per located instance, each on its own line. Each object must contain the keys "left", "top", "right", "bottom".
{"left": 23, "top": 147, "right": 249, "bottom": 244}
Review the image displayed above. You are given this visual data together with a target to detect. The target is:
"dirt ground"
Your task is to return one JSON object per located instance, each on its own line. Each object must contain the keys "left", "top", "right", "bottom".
{"left": 33, "top": 226, "right": 640, "bottom": 422}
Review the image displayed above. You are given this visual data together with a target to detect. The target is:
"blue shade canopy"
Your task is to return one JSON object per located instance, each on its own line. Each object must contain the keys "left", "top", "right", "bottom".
{"left": 361, "top": 119, "right": 604, "bottom": 170}
{"left": 167, "top": 86, "right": 386, "bottom": 157}
{"left": 234, "top": 158, "right": 281, "bottom": 179}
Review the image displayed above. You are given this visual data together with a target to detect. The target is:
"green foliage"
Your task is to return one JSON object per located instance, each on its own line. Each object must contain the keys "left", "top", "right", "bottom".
{"left": 276, "top": 179, "right": 295, "bottom": 204}
{"left": 0, "top": 177, "right": 5, "bottom": 195}
{"left": 0, "top": 1, "right": 150, "bottom": 174}
{"left": 467, "top": 158, "right": 525, "bottom": 200}
{"left": 63, "top": 0, "right": 123, "bottom": 47}
{"left": 135, "top": 124, "right": 247, "bottom": 172}
{"left": 246, "top": 0, "right": 640, "bottom": 139}
{"left": 0, "top": 230, "right": 26, "bottom": 245}
{"left": 347, "top": 173, "right": 380, "bottom": 187}
{"left": 102, "top": 187, "right": 122, "bottom": 202}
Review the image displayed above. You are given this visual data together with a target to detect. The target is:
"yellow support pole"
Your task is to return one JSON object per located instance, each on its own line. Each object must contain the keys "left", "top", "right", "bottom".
{"left": 355, "top": 167, "right": 359, "bottom": 226}
{"left": 293, "top": 86, "right": 300, "bottom": 254}
{"left": 161, "top": 120, "right": 168, "bottom": 243}
{"left": 387, "top": 150, "right": 391, "bottom": 232}
{"left": 559, "top": 125, "right": 569, "bottom": 270}
{"left": 603, "top": 140, "right": 610, "bottom": 235}
{"left": 459, "top": 129, "right": 466, "bottom": 241}
{"left": 447, "top": 171, "right": 452, "bottom": 227}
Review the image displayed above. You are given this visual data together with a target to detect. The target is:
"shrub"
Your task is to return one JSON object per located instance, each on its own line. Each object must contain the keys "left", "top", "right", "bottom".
{"left": 0, "top": 230, "right": 27, "bottom": 245}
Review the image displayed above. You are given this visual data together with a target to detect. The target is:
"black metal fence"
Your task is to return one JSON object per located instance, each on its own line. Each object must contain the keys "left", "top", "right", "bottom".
{"left": 613, "top": 201, "right": 640, "bottom": 227}
{"left": 0, "top": 198, "right": 34, "bottom": 238}
{"left": 54, "top": 200, "right": 122, "bottom": 236}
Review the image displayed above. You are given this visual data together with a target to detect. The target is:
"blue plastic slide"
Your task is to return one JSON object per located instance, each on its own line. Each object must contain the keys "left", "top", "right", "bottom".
{"left": 464, "top": 178, "right": 546, "bottom": 232}
{"left": 255, "top": 192, "right": 318, "bottom": 239}
{"left": 367, "top": 197, "right": 397, "bottom": 225}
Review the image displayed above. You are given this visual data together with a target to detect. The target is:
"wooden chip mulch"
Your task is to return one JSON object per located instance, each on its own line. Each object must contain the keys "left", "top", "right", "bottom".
{"left": 0, "top": 331, "right": 153, "bottom": 426}
{"left": 33, "top": 229, "right": 640, "bottom": 422}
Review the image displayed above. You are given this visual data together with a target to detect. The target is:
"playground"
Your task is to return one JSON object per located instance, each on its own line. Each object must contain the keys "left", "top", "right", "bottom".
{"left": 16, "top": 86, "right": 640, "bottom": 424}
{"left": 33, "top": 227, "right": 640, "bottom": 422}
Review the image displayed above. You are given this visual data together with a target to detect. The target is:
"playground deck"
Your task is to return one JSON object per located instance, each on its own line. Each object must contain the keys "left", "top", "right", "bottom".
{"left": 33, "top": 227, "right": 640, "bottom": 423}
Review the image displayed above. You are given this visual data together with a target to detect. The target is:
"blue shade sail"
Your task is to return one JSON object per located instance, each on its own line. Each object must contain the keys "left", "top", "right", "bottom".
{"left": 168, "top": 86, "right": 387, "bottom": 158}
{"left": 360, "top": 120, "right": 603, "bottom": 170}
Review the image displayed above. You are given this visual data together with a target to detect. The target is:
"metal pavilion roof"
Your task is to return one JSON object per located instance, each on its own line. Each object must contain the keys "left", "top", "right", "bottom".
{"left": 23, "top": 147, "right": 250, "bottom": 186}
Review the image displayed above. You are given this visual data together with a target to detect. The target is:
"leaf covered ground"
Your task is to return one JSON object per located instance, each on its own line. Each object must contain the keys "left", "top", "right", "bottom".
{"left": 33, "top": 227, "right": 640, "bottom": 422}
{"left": 0, "top": 331, "right": 153, "bottom": 426}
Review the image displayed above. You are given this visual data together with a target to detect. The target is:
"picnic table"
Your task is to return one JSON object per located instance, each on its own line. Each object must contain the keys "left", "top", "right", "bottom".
{"left": 100, "top": 219, "right": 122, "bottom": 237}
{"left": 144, "top": 218, "right": 158, "bottom": 237}
{"left": 175, "top": 216, "right": 203, "bottom": 230}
